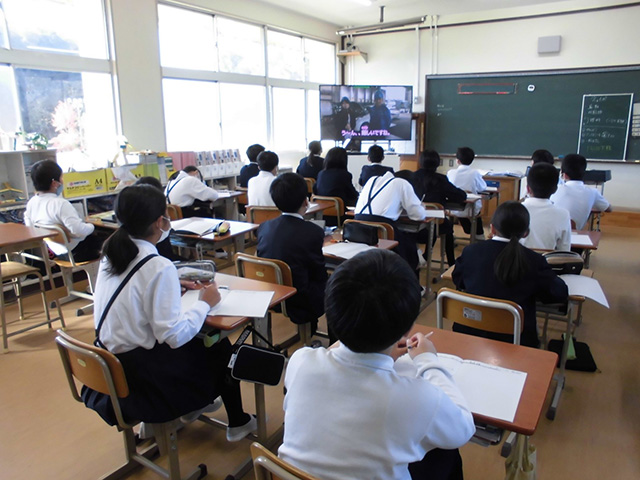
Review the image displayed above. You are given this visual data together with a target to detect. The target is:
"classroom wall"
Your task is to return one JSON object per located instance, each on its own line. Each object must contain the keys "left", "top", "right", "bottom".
{"left": 344, "top": 2, "right": 640, "bottom": 209}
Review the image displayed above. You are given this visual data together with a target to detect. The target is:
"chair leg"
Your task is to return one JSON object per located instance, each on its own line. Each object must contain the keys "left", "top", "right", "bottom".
{"left": 35, "top": 274, "right": 54, "bottom": 328}
{"left": 101, "top": 428, "right": 159, "bottom": 480}
{"left": 13, "top": 279, "right": 25, "bottom": 321}
{"left": 82, "top": 262, "right": 100, "bottom": 294}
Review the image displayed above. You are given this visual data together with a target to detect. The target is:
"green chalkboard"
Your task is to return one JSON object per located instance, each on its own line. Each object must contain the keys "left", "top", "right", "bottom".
{"left": 578, "top": 94, "right": 632, "bottom": 160}
{"left": 425, "top": 67, "right": 640, "bottom": 161}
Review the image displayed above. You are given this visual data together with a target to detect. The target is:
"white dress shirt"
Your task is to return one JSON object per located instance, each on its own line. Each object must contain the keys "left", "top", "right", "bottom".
{"left": 355, "top": 171, "right": 427, "bottom": 221}
{"left": 94, "top": 238, "right": 210, "bottom": 354}
{"left": 24, "top": 192, "right": 95, "bottom": 253}
{"left": 447, "top": 165, "right": 487, "bottom": 217}
{"left": 550, "top": 180, "right": 610, "bottom": 230}
{"left": 164, "top": 170, "right": 219, "bottom": 207}
{"left": 247, "top": 170, "right": 276, "bottom": 207}
{"left": 522, "top": 197, "right": 572, "bottom": 251}
{"left": 279, "top": 344, "right": 475, "bottom": 480}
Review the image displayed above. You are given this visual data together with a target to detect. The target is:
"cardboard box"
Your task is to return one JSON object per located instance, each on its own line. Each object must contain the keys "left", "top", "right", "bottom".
{"left": 106, "top": 164, "right": 160, "bottom": 192}
{"left": 63, "top": 169, "right": 107, "bottom": 198}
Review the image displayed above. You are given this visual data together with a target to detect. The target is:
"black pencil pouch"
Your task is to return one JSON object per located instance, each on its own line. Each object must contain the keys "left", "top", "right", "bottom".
{"left": 228, "top": 326, "right": 286, "bottom": 386}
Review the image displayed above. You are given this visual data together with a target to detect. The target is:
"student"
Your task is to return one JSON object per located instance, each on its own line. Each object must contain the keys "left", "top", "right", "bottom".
{"left": 256, "top": 173, "right": 328, "bottom": 336}
{"left": 238, "top": 143, "right": 265, "bottom": 188}
{"left": 91, "top": 185, "right": 256, "bottom": 440}
{"left": 359, "top": 144, "right": 394, "bottom": 186}
{"left": 24, "top": 159, "right": 101, "bottom": 262}
{"left": 369, "top": 89, "right": 392, "bottom": 133}
{"left": 247, "top": 150, "right": 279, "bottom": 206}
{"left": 314, "top": 147, "right": 359, "bottom": 207}
{"left": 522, "top": 163, "right": 572, "bottom": 251}
{"left": 550, "top": 153, "right": 611, "bottom": 230}
{"left": 411, "top": 150, "right": 467, "bottom": 266}
{"left": 355, "top": 169, "right": 427, "bottom": 273}
{"left": 279, "top": 249, "right": 475, "bottom": 480}
{"left": 531, "top": 149, "right": 555, "bottom": 165}
{"left": 164, "top": 165, "right": 218, "bottom": 218}
{"left": 452, "top": 201, "right": 568, "bottom": 348}
{"left": 296, "top": 140, "right": 324, "bottom": 179}
{"left": 334, "top": 96, "right": 355, "bottom": 140}
{"left": 447, "top": 147, "right": 487, "bottom": 239}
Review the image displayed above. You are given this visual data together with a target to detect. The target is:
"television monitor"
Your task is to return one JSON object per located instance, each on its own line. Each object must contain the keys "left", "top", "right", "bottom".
{"left": 320, "top": 85, "right": 413, "bottom": 142}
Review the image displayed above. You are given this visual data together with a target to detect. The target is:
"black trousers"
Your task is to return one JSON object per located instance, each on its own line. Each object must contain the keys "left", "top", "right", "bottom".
{"left": 409, "top": 448, "right": 464, "bottom": 480}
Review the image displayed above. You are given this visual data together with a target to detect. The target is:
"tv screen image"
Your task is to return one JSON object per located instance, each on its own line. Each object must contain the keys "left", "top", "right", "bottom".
{"left": 320, "top": 85, "right": 413, "bottom": 142}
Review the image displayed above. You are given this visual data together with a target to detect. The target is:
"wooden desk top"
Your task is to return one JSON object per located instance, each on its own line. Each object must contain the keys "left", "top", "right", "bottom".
{"left": 205, "top": 273, "right": 297, "bottom": 330}
{"left": 87, "top": 212, "right": 118, "bottom": 230}
{"left": 0, "top": 223, "right": 55, "bottom": 248}
{"left": 411, "top": 325, "right": 557, "bottom": 435}
{"left": 183, "top": 220, "right": 258, "bottom": 242}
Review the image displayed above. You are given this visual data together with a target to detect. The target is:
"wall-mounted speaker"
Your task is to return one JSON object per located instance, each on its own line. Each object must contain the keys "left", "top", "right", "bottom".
{"left": 538, "top": 35, "right": 562, "bottom": 54}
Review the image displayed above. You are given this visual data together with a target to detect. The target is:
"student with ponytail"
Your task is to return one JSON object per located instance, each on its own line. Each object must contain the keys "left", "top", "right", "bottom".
{"left": 91, "top": 185, "right": 256, "bottom": 441}
{"left": 451, "top": 201, "right": 568, "bottom": 347}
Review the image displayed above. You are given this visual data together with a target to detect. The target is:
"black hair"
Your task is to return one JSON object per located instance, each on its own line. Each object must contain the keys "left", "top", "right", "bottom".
{"left": 531, "top": 149, "right": 554, "bottom": 165}
{"left": 270, "top": 173, "right": 307, "bottom": 213}
{"left": 492, "top": 201, "right": 530, "bottom": 286}
{"left": 183, "top": 165, "right": 203, "bottom": 181}
{"left": 456, "top": 147, "right": 475, "bottom": 166}
{"left": 325, "top": 249, "right": 421, "bottom": 353}
{"left": 102, "top": 185, "right": 166, "bottom": 275}
{"left": 31, "top": 159, "right": 62, "bottom": 192}
{"left": 257, "top": 151, "right": 279, "bottom": 172}
{"left": 324, "top": 147, "right": 348, "bottom": 170}
{"left": 419, "top": 149, "right": 441, "bottom": 172}
{"left": 246, "top": 144, "right": 266, "bottom": 163}
{"left": 527, "top": 163, "right": 559, "bottom": 198}
{"left": 561, "top": 154, "right": 587, "bottom": 180}
{"left": 308, "top": 141, "right": 322, "bottom": 156}
{"left": 394, "top": 170, "right": 413, "bottom": 182}
{"left": 368, "top": 145, "right": 384, "bottom": 163}
{"left": 135, "top": 176, "right": 163, "bottom": 190}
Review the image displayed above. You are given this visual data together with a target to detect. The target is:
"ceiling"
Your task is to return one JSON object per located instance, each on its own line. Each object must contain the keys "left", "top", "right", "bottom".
{"left": 257, "top": 0, "right": 574, "bottom": 29}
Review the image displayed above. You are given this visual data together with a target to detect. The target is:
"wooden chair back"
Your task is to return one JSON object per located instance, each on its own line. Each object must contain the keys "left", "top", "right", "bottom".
{"left": 251, "top": 442, "right": 320, "bottom": 480}
{"left": 34, "top": 222, "right": 68, "bottom": 246}
{"left": 343, "top": 218, "right": 394, "bottom": 241}
{"left": 235, "top": 253, "right": 293, "bottom": 288}
{"left": 436, "top": 287, "right": 524, "bottom": 344}
{"left": 311, "top": 195, "right": 345, "bottom": 226}
{"left": 247, "top": 206, "right": 281, "bottom": 224}
{"left": 166, "top": 204, "right": 183, "bottom": 220}
{"left": 304, "top": 178, "right": 315, "bottom": 196}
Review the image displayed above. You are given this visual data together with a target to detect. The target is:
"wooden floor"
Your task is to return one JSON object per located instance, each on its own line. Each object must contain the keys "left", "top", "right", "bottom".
{"left": 1, "top": 225, "right": 639, "bottom": 479}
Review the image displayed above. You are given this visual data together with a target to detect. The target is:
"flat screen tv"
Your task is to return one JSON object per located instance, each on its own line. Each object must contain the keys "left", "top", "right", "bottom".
{"left": 320, "top": 85, "right": 413, "bottom": 141}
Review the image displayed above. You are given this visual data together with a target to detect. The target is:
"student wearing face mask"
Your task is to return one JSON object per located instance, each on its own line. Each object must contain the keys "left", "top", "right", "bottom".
{"left": 89, "top": 185, "right": 257, "bottom": 440}
{"left": 24, "top": 159, "right": 102, "bottom": 262}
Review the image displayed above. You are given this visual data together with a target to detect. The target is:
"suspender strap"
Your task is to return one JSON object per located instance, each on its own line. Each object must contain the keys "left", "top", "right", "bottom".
{"left": 165, "top": 177, "right": 183, "bottom": 203}
{"left": 359, "top": 176, "right": 396, "bottom": 215}
{"left": 94, "top": 254, "right": 158, "bottom": 348}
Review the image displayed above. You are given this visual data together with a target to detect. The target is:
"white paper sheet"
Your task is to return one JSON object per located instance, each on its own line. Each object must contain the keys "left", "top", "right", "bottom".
{"left": 423, "top": 210, "right": 446, "bottom": 218}
{"left": 571, "top": 233, "right": 593, "bottom": 246}
{"left": 322, "top": 242, "right": 375, "bottom": 259}
{"left": 395, "top": 353, "right": 527, "bottom": 422}
{"left": 483, "top": 186, "right": 499, "bottom": 192}
{"left": 466, "top": 193, "right": 482, "bottom": 201}
{"left": 306, "top": 203, "right": 318, "bottom": 211}
{"left": 181, "top": 288, "right": 275, "bottom": 317}
{"left": 559, "top": 274, "right": 609, "bottom": 308}
{"left": 171, "top": 218, "right": 222, "bottom": 235}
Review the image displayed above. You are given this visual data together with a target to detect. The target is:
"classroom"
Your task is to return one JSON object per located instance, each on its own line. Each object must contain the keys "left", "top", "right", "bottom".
{"left": 1, "top": 1, "right": 639, "bottom": 479}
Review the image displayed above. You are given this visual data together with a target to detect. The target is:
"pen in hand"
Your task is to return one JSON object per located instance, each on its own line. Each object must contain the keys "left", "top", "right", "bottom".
{"left": 407, "top": 331, "right": 433, "bottom": 349}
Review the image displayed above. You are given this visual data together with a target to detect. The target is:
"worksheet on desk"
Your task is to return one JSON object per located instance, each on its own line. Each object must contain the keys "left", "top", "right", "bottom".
{"left": 181, "top": 289, "right": 274, "bottom": 317}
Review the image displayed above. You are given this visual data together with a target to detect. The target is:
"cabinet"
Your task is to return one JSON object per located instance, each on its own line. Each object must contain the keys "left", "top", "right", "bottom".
{"left": 481, "top": 175, "right": 522, "bottom": 221}
{"left": 0, "top": 150, "right": 57, "bottom": 208}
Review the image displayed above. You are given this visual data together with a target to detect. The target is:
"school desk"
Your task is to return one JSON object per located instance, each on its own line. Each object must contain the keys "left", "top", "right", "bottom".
{"left": 212, "top": 190, "right": 244, "bottom": 221}
{"left": 197, "top": 272, "right": 296, "bottom": 479}
{"left": 446, "top": 190, "right": 498, "bottom": 244}
{"left": 410, "top": 324, "right": 557, "bottom": 435}
{"left": 304, "top": 199, "right": 334, "bottom": 220}
{"left": 0, "top": 223, "right": 66, "bottom": 350}
{"left": 322, "top": 235, "right": 398, "bottom": 269}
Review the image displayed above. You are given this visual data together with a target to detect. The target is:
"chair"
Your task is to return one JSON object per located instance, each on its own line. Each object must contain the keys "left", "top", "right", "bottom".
{"left": 303, "top": 178, "right": 315, "bottom": 196}
{"left": 247, "top": 206, "right": 281, "bottom": 225}
{"left": 436, "top": 287, "right": 523, "bottom": 457}
{"left": 343, "top": 218, "right": 394, "bottom": 240}
{"left": 311, "top": 195, "right": 344, "bottom": 228}
{"left": 1, "top": 258, "right": 65, "bottom": 351}
{"left": 55, "top": 330, "right": 207, "bottom": 480}
{"left": 33, "top": 223, "right": 100, "bottom": 316}
{"left": 235, "top": 253, "right": 311, "bottom": 349}
{"left": 251, "top": 442, "right": 320, "bottom": 480}
{"left": 167, "top": 204, "right": 183, "bottom": 220}
{"left": 421, "top": 203, "right": 446, "bottom": 277}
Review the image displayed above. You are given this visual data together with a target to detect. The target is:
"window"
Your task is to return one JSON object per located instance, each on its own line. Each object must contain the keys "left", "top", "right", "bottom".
{"left": 219, "top": 83, "right": 267, "bottom": 148}
{"left": 158, "top": 4, "right": 217, "bottom": 71}
{"left": 217, "top": 18, "right": 265, "bottom": 76}
{"left": 306, "top": 89, "right": 320, "bottom": 143}
{"left": 267, "top": 30, "right": 304, "bottom": 81}
{"left": 305, "top": 38, "right": 336, "bottom": 84}
{"left": 163, "top": 78, "right": 221, "bottom": 151}
{"left": 272, "top": 88, "right": 305, "bottom": 151}
{"left": 2, "top": 0, "right": 108, "bottom": 59}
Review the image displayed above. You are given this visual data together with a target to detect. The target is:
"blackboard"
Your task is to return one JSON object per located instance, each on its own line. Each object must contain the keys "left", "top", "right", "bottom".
{"left": 425, "top": 67, "right": 640, "bottom": 162}
{"left": 578, "top": 94, "right": 632, "bottom": 160}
